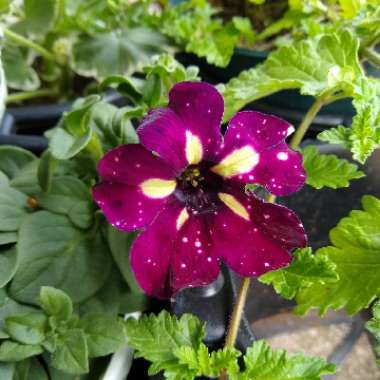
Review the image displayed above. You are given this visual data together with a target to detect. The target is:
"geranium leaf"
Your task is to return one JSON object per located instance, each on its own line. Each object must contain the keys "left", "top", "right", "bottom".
{"left": 302, "top": 146, "right": 365, "bottom": 189}
{"left": 126, "top": 311, "right": 205, "bottom": 376}
{"left": 319, "top": 78, "right": 380, "bottom": 164}
{"left": 21, "top": 0, "right": 59, "bottom": 35}
{"left": 0, "top": 232, "right": 17, "bottom": 245}
{"left": 72, "top": 28, "right": 166, "bottom": 80}
{"left": 221, "top": 30, "right": 362, "bottom": 120}
{"left": 295, "top": 195, "right": 380, "bottom": 315}
{"left": 242, "top": 340, "right": 336, "bottom": 379}
{"left": 36, "top": 176, "right": 94, "bottom": 229}
{"left": 9, "top": 211, "right": 111, "bottom": 305}
{"left": 259, "top": 247, "right": 339, "bottom": 300}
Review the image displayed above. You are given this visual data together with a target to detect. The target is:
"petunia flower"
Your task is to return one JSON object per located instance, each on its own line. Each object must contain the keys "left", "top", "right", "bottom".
{"left": 93, "top": 82, "right": 307, "bottom": 299}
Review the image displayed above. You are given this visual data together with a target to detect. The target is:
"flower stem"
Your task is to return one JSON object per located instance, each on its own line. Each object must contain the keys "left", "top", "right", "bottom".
{"left": 6, "top": 89, "right": 57, "bottom": 103}
{"left": 224, "top": 277, "right": 251, "bottom": 348}
{"left": 289, "top": 96, "right": 326, "bottom": 150}
{"left": 4, "top": 29, "right": 57, "bottom": 62}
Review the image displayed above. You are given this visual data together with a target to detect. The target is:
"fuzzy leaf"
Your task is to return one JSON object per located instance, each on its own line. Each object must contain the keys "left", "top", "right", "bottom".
{"left": 79, "top": 314, "right": 126, "bottom": 357}
{"left": 9, "top": 211, "right": 111, "bottom": 305}
{"left": 36, "top": 176, "right": 94, "bottom": 229}
{"left": 0, "top": 341, "right": 42, "bottom": 362}
{"left": 22, "top": 0, "right": 59, "bottom": 35}
{"left": 39, "top": 287, "right": 73, "bottom": 321}
{"left": 2, "top": 46, "right": 40, "bottom": 91}
{"left": 0, "top": 185, "right": 28, "bottom": 232}
{"left": 222, "top": 30, "right": 362, "bottom": 119}
{"left": 295, "top": 195, "right": 380, "bottom": 315}
{"left": 302, "top": 146, "right": 364, "bottom": 189}
{"left": 0, "top": 246, "right": 19, "bottom": 287}
{"left": 0, "top": 146, "right": 36, "bottom": 180}
{"left": 51, "top": 329, "right": 89, "bottom": 374}
{"left": 242, "top": 340, "right": 336, "bottom": 380}
{"left": 126, "top": 311, "right": 205, "bottom": 376}
{"left": 259, "top": 248, "right": 339, "bottom": 300}
{"left": 5, "top": 313, "right": 47, "bottom": 345}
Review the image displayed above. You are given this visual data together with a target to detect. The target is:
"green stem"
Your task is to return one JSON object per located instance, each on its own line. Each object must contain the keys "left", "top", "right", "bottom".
{"left": 361, "top": 47, "right": 380, "bottom": 70}
{"left": 220, "top": 96, "right": 328, "bottom": 379}
{"left": 4, "top": 29, "right": 57, "bottom": 62}
{"left": 6, "top": 89, "right": 57, "bottom": 103}
{"left": 289, "top": 96, "right": 326, "bottom": 149}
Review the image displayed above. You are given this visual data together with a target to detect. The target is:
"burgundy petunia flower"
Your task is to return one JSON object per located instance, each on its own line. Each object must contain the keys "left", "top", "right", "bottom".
{"left": 93, "top": 82, "right": 307, "bottom": 299}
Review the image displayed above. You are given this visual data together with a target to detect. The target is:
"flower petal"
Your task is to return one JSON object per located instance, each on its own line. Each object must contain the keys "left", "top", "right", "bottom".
{"left": 138, "top": 82, "right": 224, "bottom": 171}
{"left": 246, "top": 192, "right": 307, "bottom": 251}
{"left": 212, "top": 111, "right": 305, "bottom": 195}
{"left": 98, "top": 144, "right": 175, "bottom": 185}
{"left": 93, "top": 182, "right": 168, "bottom": 231}
{"left": 130, "top": 202, "right": 220, "bottom": 299}
{"left": 211, "top": 188, "right": 301, "bottom": 277}
{"left": 224, "top": 111, "right": 294, "bottom": 152}
{"left": 252, "top": 143, "right": 306, "bottom": 196}
{"left": 138, "top": 108, "right": 188, "bottom": 172}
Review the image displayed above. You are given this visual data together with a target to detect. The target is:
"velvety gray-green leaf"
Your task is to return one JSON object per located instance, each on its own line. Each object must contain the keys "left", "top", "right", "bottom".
{"left": 10, "top": 211, "right": 111, "bottom": 304}
{"left": 0, "top": 246, "right": 19, "bottom": 287}
{"left": 36, "top": 176, "right": 94, "bottom": 229}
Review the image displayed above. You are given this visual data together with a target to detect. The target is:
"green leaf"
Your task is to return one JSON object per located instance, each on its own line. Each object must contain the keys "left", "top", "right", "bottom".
{"left": 14, "top": 358, "right": 49, "bottom": 380}
{"left": 2, "top": 46, "right": 40, "bottom": 91}
{"left": 49, "top": 127, "right": 93, "bottom": 161}
{"left": 79, "top": 314, "right": 126, "bottom": 357}
{"left": 0, "top": 170, "right": 9, "bottom": 185}
{"left": 39, "top": 287, "right": 73, "bottom": 321}
{"left": 0, "top": 232, "right": 17, "bottom": 245}
{"left": 107, "top": 226, "right": 142, "bottom": 293}
{"left": 302, "top": 146, "right": 365, "bottom": 189}
{"left": 0, "top": 246, "right": 19, "bottom": 288}
{"left": 339, "top": 0, "right": 363, "bottom": 18}
{"left": 159, "top": 0, "right": 250, "bottom": 67}
{"left": 366, "top": 301, "right": 380, "bottom": 364}
{"left": 37, "top": 151, "right": 58, "bottom": 193}
{"left": 242, "top": 340, "right": 336, "bottom": 379}
{"left": 295, "top": 195, "right": 380, "bottom": 315}
{"left": 0, "top": 146, "right": 36, "bottom": 180}
{"left": 10, "top": 211, "right": 111, "bottom": 304}
{"left": 5, "top": 313, "right": 47, "bottom": 345}
{"left": 222, "top": 30, "right": 362, "bottom": 119}
{"left": 318, "top": 125, "right": 352, "bottom": 147}
{"left": 72, "top": 28, "right": 166, "bottom": 80}
{"left": 259, "top": 248, "right": 339, "bottom": 300}
{"left": 0, "top": 290, "right": 35, "bottom": 333}
{"left": 0, "top": 185, "right": 28, "bottom": 231}
{"left": 0, "top": 362, "right": 14, "bottom": 380}
{"left": 36, "top": 176, "right": 94, "bottom": 229}
{"left": 174, "top": 344, "right": 240, "bottom": 379}
{"left": 0, "top": 341, "right": 42, "bottom": 362}
{"left": 51, "top": 329, "right": 89, "bottom": 374}
{"left": 22, "top": 0, "right": 59, "bottom": 35}
{"left": 49, "top": 96, "right": 100, "bottom": 160}
{"left": 126, "top": 311, "right": 205, "bottom": 376}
